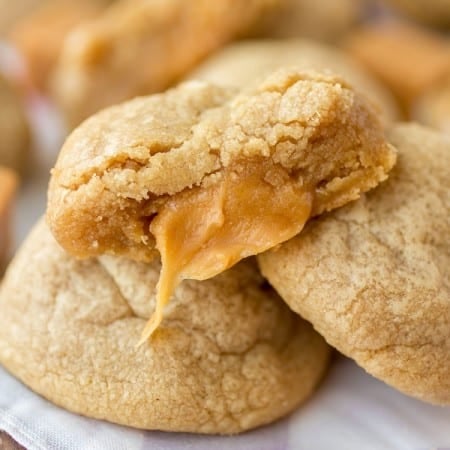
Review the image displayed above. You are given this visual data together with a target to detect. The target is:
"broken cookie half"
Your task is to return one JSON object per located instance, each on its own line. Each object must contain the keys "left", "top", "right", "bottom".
{"left": 47, "top": 69, "right": 397, "bottom": 341}
{"left": 0, "top": 219, "right": 330, "bottom": 433}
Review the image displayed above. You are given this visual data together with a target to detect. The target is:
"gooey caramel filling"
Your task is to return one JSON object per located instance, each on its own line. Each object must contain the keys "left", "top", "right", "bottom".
{"left": 138, "top": 161, "right": 313, "bottom": 344}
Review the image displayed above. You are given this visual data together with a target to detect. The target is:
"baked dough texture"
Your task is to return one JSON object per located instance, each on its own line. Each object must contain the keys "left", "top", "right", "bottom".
{"left": 51, "top": 0, "right": 278, "bottom": 126}
{"left": 47, "top": 69, "right": 396, "bottom": 263}
{"left": 258, "top": 123, "right": 450, "bottom": 405}
{"left": 188, "top": 39, "right": 400, "bottom": 122}
{"left": 0, "top": 219, "right": 330, "bottom": 433}
{"left": 0, "top": 74, "right": 30, "bottom": 173}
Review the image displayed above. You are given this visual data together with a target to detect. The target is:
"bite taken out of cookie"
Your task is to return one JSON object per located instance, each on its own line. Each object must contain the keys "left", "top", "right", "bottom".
{"left": 259, "top": 123, "right": 450, "bottom": 405}
{"left": 47, "top": 69, "right": 397, "bottom": 342}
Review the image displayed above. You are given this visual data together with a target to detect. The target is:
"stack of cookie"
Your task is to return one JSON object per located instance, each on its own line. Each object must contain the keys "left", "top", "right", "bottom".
{"left": 1, "top": 61, "right": 449, "bottom": 434}
{"left": 0, "top": 0, "right": 449, "bottom": 438}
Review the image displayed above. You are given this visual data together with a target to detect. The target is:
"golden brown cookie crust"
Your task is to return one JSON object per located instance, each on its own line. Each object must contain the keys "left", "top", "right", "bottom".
{"left": 51, "top": 0, "right": 279, "bottom": 126}
{"left": 47, "top": 70, "right": 396, "bottom": 262}
{"left": 0, "top": 219, "right": 330, "bottom": 433}
{"left": 258, "top": 123, "right": 450, "bottom": 405}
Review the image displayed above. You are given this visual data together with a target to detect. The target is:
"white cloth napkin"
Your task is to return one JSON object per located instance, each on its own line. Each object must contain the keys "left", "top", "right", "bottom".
{"left": 1, "top": 355, "right": 450, "bottom": 450}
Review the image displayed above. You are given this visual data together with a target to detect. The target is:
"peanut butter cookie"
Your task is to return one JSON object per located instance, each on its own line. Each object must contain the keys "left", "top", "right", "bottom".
{"left": 51, "top": 0, "right": 278, "bottom": 127}
{"left": 188, "top": 39, "right": 400, "bottom": 122}
{"left": 0, "top": 74, "right": 30, "bottom": 173}
{"left": 252, "top": 0, "right": 361, "bottom": 41}
{"left": 259, "top": 123, "right": 450, "bottom": 405}
{"left": 9, "top": 0, "right": 110, "bottom": 91}
{"left": 0, "top": 219, "right": 330, "bottom": 433}
{"left": 343, "top": 22, "right": 450, "bottom": 114}
{"left": 47, "top": 70, "right": 397, "bottom": 340}
{"left": 0, "top": 0, "right": 40, "bottom": 34}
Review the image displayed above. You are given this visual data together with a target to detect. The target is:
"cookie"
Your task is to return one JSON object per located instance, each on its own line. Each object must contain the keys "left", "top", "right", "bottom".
{"left": 258, "top": 123, "right": 450, "bottom": 404}
{"left": 47, "top": 69, "right": 396, "bottom": 340}
{"left": 0, "top": 167, "right": 18, "bottom": 273}
{"left": 0, "top": 219, "right": 330, "bottom": 433}
{"left": 251, "top": 0, "right": 361, "bottom": 41}
{"left": 0, "top": 74, "right": 30, "bottom": 173}
{"left": 188, "top": 39, "right": 400, "bottom": 122}
{"left": 414, "top": 79, "right": 450, "bottom": 134}
{"left": 383, "top": 0, "right": 450, "bottom": 28}
{"left": 51, "top": 0, "right": 279, "bottom": 127}
{"left": 343, "top": 22, "right": 450, "bottom": 113}
{"left": 8, "top": 0, "right": 109, "bottom": 91}
{"left": 0, "top": 0, "right": 40, "bottom": 34}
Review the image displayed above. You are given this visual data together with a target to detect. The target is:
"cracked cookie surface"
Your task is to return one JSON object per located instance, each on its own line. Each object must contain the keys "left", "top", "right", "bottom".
{"left": 258, "top": 123, "right": 450, "bottom": 405}
{"left": 48, "top": 69, "right": 396, "bottom": 263}
{"left": 0, "top": 219, "right": 330, "bottom": 433}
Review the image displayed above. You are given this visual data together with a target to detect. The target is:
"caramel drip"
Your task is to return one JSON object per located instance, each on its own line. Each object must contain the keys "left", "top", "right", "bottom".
{"left": 138, "top": 163, "right": 313, "bottom": 345}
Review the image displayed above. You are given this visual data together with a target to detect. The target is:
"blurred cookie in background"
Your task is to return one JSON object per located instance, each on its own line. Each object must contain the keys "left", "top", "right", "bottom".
{"left": 8, "top": 0, "right": 111, "bottom": 92}
{"left": 0, "top": 74, "right": 30, "bottom": 174}
{"left": 188, "top": 39, "right": 401, "bottom": 122}
{"left": 0, "top": 167, "right": 17, "bottom": 274}
{"left": 414, "top": 79, "right": 450, "bottom": 134}
{"left": 382, "top": 0, "right": 450, "bottom": 28}
{"left": 343, "top": 22, "right": 450, "bottom": 115}
{"left": 252, "top": 0, "right": 363, "bottom": 41}
{"left": 51, "top": 0, "right": 279, "bottom": 128}
{"left": 0, "top": 0, "right": 40, "bottom": 35}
